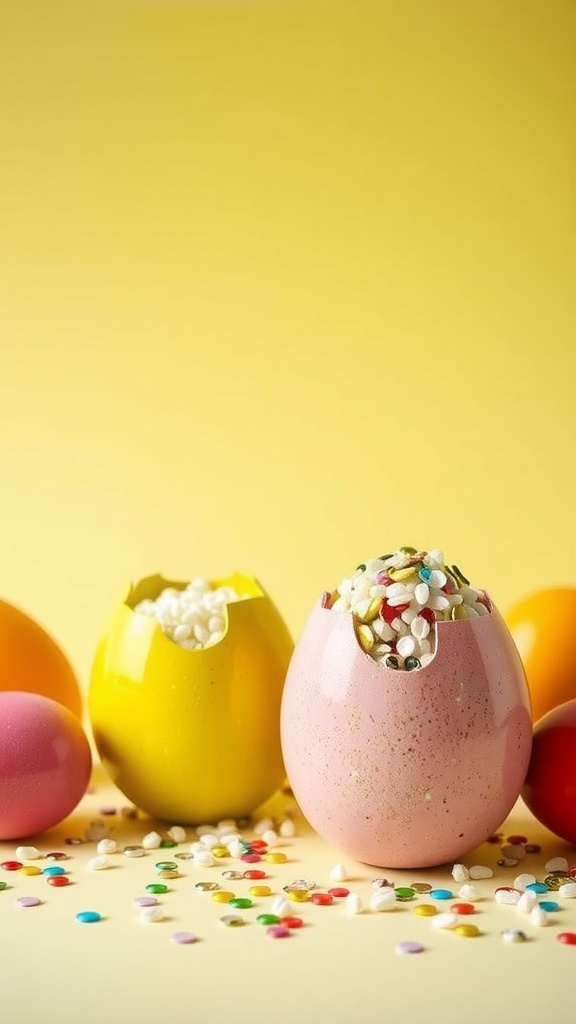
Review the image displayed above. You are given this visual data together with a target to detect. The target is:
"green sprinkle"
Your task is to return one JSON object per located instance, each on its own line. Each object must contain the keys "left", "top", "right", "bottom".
{"left": 159, "top": 840, "right": 177, "bottom": 848}
{"left": 256, "top": 913, "right": 280, "bottom": 925}
{"left": 230, "top": 897, "right": 253, "bottom": 909}
{"left": 394, "top": 887, "right": 417, "bottom": 901}
{"left": 146, "top": 883, "right": 168, "bottom": 894}
{"left": 155, "top": 861, "right": 177, "bottom": 871}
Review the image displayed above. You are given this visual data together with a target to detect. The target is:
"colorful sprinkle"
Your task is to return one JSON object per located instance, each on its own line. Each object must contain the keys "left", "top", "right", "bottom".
{"left": 396, "top": 940, "right": 424, "bottom": 954}
{"left": 76, "top": 911, "right": 101, "bottom": 924}
{"left": 16, "top": 896, "right": 42, "bottom": 908}
{"left": 170, "top": 931, "right": 198, "bottom": 944}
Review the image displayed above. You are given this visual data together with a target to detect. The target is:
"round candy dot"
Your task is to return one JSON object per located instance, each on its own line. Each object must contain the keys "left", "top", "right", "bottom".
{"left": 539, "top": 900, "right": 559, "bottom": 912}
{"left": 145, "top": 884, "right": 168, "bottom": 894}
{"left": 240, "top": 853, "right": 262, "bottom": 863}
{"left": 195, "top": 881, "right": 219, "bottom": 892}
{"left": 229, "top": 897, "right": 253, "bottom": 909}
{"left": 0, "top": 881, "right": 8, "bottom": 891}
{"left": 328, "top": 887, "right": 350, "bottom": 898}
{"left": 396, "top": 940, "right": 424, "bottom": 954}
{"left": 76, "top": 911, "right": 101, "bottom": 924}
{"left": 454, "top": 924, "right": 480, "bottom": 937}
{"left": 430, "top": 888, "right": 454, "bottom": 900}
{"left": 413, "top": 904, "right": 437, "bottom": 917}
{"left": 248, "top": 885, "right": 272, "bottom": 897}
{"left": 1, "top": 861, "right": 23, "bottom": 871}
{"left": 212, "top": 891, "right": 235, "bottom": 904}
{"left": 219, "top": 914, "right": 245, "bottom": 927}
{"left": 243, "top": 869, "right": 266, "bottom": 880}
{"left": 42, "top": 865, "right": 66, "bottom": 876}
{"left": 155, "top": 861, "right": 177, "bottom": 872}
{"left": 256, "top": 913, "right": 280, "bottom": 925}
{"left": 264, "top": 852, "right": 287, "bottom": 864}
{"left": 159, "top": 840, "right": 177, "bottom": 848}
{"left": 133, "top": 896, "right": 158, "bottom": 908}
{"left": 46, "top": 852, "right": 68, "bottom": 861}
{"left": 525, "top": 882, "right": 548, "bottom": 893}
{"left": 267, "top": 924, "right": 290, "bottom": 938}
{"left": 47, "top": 875, "right": 70, "bottom": 887}
{"left": 19, "top": 866, "right": 42, "bottom": 877}
{"left": 410, "top": 882, "right": 432, "bottom": 893}
{"left": 450, "top": 902, "right": 476, "bottom": 915}
{"left": 157, "top": 869, "right": 179, "bottom": 879}
{"left": 15, "top": 846, "right": 41, "bottom": 860}
{"left": 280, "top": 916, "right": 304, "bottom": 929}
{"left": 394, "top": 887, "right": 416, "bottom": 901}
{"left": 557, "top": 932, "right": 576, "bottom": 945}
{"left": 123, "top": 846, "right": 145, "bottom": 858}
{"left": 170, "top": 931, "right": 198, "bottom": 944}
{"left": 310, "top": 892, "right": 333, "bottom": 906}
{"left": 140, "top": 906, "right": 164, "bottom": 923}
{"left": 16, "top": 896, "right": 42, "bottom": 907}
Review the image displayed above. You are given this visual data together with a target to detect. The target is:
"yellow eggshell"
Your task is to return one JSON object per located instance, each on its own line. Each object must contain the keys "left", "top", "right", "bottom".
{"left": 88, "top": 573, "right": 293, "bottom": 823}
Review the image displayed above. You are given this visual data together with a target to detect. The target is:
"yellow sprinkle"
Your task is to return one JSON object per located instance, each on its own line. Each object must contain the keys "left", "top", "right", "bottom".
{"left": 212, "top": 890, "right": 235, "bottom": 903}
{"left": 357, "top": 624, "right": 374, "bottom": 652}
{"left": 19, "top": 866, "right": 42, "bottom": 876}
{"left": 388, "top": 566, "right": 417, "bottom": 582}
{"left": 413, "top": 904, "right": 437, "bottom": 917}
{"left": 364, "top": 597, "right": 382, "bottom": 622}
{"left": 287, "top": 890, "right": 309, "bottom": 903}
{"left": 248, "top": 885, "right": 272, "bottom": 897}
{"left": 264, "top": 852, "right": 287, "bottom": 864}
{"left": 211, "top": 846, "right": 229, "bottom": 859}
{"left": 157, "top": 869, "right": 179, "bottom": 879}
{"left": 454, "top": 924, "right": 480, "bottom": 937}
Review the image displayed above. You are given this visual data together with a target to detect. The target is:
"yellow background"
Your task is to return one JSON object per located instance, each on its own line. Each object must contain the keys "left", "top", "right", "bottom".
{"left": 1, "top": 0, "right": 575, "bottom": 696}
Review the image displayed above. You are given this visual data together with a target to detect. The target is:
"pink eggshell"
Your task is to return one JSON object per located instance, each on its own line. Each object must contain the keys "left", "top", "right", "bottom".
{"left": 280, "top": 599, "right": 532, "bottom": 869}
{"left": 0, "top": 691, "right": 92, "bottom": 840}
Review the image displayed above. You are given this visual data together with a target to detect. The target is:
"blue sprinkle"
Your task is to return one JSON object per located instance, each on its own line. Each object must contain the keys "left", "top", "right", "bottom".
{"left": 526, "top": 882, "right": 548, "bottom": 893}
{"left": 42, "top": 865, "right": 66, "bottom": 876}
{"left": 429, "top": 888, "right": 453, "bottom": 900}
{"left": 538, "top": 901, "right": 559, "bottom": 912}
{"left": 76, "top": 911, "right": 101, "bottom": 924}
{"left": 418, "top": 567, "right": 431, "bottom": 581}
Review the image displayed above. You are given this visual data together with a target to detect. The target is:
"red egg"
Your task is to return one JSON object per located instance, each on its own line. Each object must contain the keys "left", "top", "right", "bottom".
{"left": 521, "top": 699, "right": 576, "bottom": 844}
{"left": 0, "top": 691, "right": 92, "bottom": 840}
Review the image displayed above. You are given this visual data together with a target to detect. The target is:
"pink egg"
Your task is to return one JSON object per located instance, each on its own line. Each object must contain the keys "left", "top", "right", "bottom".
{"left": 0, "top": 691, "right": 92, "bottom": 840}
{"left": 280, "top": 599, "right": 532, "bottom": 869}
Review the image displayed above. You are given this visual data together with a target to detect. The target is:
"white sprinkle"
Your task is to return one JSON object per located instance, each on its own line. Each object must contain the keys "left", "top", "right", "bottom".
{"left": 494, "top": 888, "right": 521, "bottom": 905}
{"left": 254, "top": 817, "right": 275, "bottom": 836}
{"left": 168, "top": 826, "right": 186, "bottom": 843}
{"left": 345, "top": 892, "right": 363, "bottom": 915}
{"left": 270, "top": 896, "right": 291, "bottom": 916}
{"left": 193, "top": 850, "right": 216, "bottom": 868}
{"left": 226, "top": 839, "right": 244, "bottom": 859}
{"left": 501, "top": 928, "right": 528, "bottom": 943}
{"left": 469, "top": 865, "right": 493, "bottom": 879}
{"left": 545, "top": 856, "right": 569, "bottom": 873}
{"left": 396, "top": 635, "right": 416, "bottom": 657}
{"left": 200, "top": 834, "right": 220, "bottom": 850}
{"left": 452, "top": 864, "right": 470, "bottom": 882}
{"left": 529, "top": 906, "right": 549, "bottom": 927}
{"left": 369, "top": 889, "right": 396, "bottom": 912}
{"left": 431, "top": 912, "right": 459, "bottom": 929}
{"left": 87, "top": 854, "right": 110, "bottom": 871}
{"left": 15, "top": 846, "right": 41, "bottom": 861}
{"left": 140, "top": 906, "right": 165, "bottom": 923}
{"left": 261, "top": 829, "right": 279, "bottom": 847}
{"left": 279, "top": 819, "right": 296, "bottom": 839}
{"left": 458, "top": 883, "right": 481, "bottom": 901}
{"left": 517, "top": 891, "right": 538, "bottom": 913}
{"left": 97, "top": 839, "right": 117, "bottom": 855}
{"left": 142, "top": 831, "right": 162, "bottom": 850}
{"left": 558, "top": 882, "right": 576, "bottom": 899}
{"left": 329, "top": 863, "right": 348, "bottom": 882}
{"left": 513, "top": 873, "right": 536, "bottom": 891}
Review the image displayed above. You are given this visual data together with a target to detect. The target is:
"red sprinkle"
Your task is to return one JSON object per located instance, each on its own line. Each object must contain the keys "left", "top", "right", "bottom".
{"left": 240, "top": 853, "right": 262, "bottom": 863}
{"left": 280, "top": 915, "right": 304, "bottom": 929}
{"left": 248, "top": 840, "right": 268, "bottom": 852}
{"left": 328, "top": 887, "right": 350, "bottom": 898}
{"left": 243, "top": 869, "right": 267, "bottom": 880}
{"left": 557, "top": 932, "right": 576, "bottom": 945}
{"left": 451, "top": 902, "right": 476, "bottom": 915}
{"left": 506, "top": 835, "right": 527, "bottom": 845}
{"left": 310, "top": 892, "right": 333, "bottom": 906}
{"left": 1, "top": 861, "right": 23, "bottom": 871}
{"left": 47, "top": 875, "right": 70, "bottom": 887}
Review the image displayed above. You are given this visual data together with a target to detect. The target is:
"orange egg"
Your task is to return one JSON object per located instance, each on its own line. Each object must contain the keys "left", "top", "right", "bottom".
{"left": 0, "top": 599, "right": 83, "bottom": 718}
{"left": 504, "top": 587, "right": 576, "bottom": 723}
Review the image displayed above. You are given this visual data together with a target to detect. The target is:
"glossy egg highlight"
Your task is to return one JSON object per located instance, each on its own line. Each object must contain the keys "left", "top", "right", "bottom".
{"left": 280, "top": 598, "right": 533, "bottom": 869}
{"left": 505, "top": 587, "right": 576, "bottom": 723}
{"left": 0, "top": 691, "right": 92, "bottom": 840}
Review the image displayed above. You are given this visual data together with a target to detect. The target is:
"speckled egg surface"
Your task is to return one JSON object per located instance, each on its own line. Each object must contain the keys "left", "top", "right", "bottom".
{"left": 280, "top": 599, "right": 532, "bottom": 868}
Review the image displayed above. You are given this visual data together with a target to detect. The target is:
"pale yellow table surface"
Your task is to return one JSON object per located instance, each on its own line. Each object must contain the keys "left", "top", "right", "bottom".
{"left": 2, "top": 763, "right": 575, "bottom": 1024}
